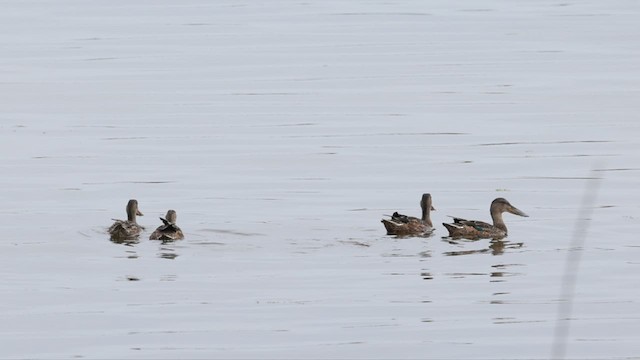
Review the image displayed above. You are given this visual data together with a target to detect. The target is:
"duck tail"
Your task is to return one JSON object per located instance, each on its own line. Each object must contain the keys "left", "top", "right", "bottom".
{"left": 381, "top": 219, "right": 399, "bottom": 235}
{"left": 442, "top": 222, "right": 461, "bottom": 236}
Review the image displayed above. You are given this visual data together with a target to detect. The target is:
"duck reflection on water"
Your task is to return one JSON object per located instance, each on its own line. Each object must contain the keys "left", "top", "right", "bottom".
{"left": 443, "top": 238, "right": 524, "bottom": 256}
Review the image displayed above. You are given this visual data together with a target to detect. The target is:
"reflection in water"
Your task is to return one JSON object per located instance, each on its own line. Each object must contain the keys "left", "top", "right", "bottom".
{"left": 158, "top": 238, "right": 178, "bottom": 245}
{"left": 109, "top": 235, "right": 139, "bottom": 259}
{"left": 109, "top": 236, "right": 139, "bottom": 246}
{"left": 382, "top": 252, "right": 417, "bottom": 258}
{"left": 421, "top": 272, "right": 433, "bottom": 280}
{"left": 159, "top": 252, "right": 178, "bottom": 260}
{"left": 160, "top": 274, "right": 177, "bottom": 282}
{"left": 109, "top": 234, "right": 180, "bottom": 260}
{"left": 418, "top": 240, "right": 525, "bottom": 281}
{"left": 490, "top": 300, "right": 508, "bottom": 304}
{"left": 443, "top": 239, "right": 523, "bottom": 257}
{"left": 146, "top": 237, "right": 181, "bottom": 259}
{"left": 491, "top": 264, "right": 524, "bottom": 284}
{"left": 159, "top": 246, "right": 178, "bottom": 260}
{"left": 493, "top": 317, "right": 546, "bottom": 325}
{"left": 420, "top": 251, "right": 524, "bottom": 283}
{"left": 445, "top": 272, "right": 486, "bottom": 278}
{"left": 490, "top": 264, "right": 522, "bottom": 286}
{"left": 475, "top": 140, "right": 611, "bottom": 147}
{"left": 491, "top": 271, "right": 513, "bottom": 282}
{"left": 443, "top": 248, "right": 490, "bottom": 256}
{"left": 339, "top": 240, "right": 370, "bottom": 247}
{"left": 490, "top": 240, "right": 505, "bottom": 255}
{"left": 201, "top": 228, "right": 263, "bottom": 237}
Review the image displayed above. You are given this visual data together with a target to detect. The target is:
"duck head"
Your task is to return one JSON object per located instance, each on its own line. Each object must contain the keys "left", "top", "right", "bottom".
{"left": 164, "top": 209, "right": 177, "bottom": 224}
{"left": 420, "top": 193, "right": 435, "bottom": 227}
{"left": 491, "top": 198, "right": 528, "bottom": 218}
{"left": 126, "top": 199, "right": 143, "bottom": 222}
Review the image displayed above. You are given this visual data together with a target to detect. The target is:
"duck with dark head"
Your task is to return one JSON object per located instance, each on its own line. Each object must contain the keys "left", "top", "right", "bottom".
{"left": 381, "top": 193, "right": 435, "bottom": 237}
{"left": 442, "top": 197, "right": 528, "bottom": 239}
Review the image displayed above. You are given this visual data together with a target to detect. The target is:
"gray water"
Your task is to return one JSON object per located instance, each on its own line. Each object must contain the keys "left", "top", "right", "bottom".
{"left": 1, "top": 1, "right": 639, "bottom": 359}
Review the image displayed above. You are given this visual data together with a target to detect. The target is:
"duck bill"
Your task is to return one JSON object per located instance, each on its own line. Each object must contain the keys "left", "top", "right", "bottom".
{"left": 509, "top": 206, "right": 528, "bottom": 217}
{"left": 431, "top": 206, "right": 436, "bottom": 211}
{"left": 136, "top": 210, "right": 144, "bottom": 216}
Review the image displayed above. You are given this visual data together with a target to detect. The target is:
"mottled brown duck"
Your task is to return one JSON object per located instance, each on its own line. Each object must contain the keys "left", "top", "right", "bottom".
{"left": 149, "top": 209, "right": 184, "bottom": 241}
{"left": 442, "top": 197, "right": 528, "bottom": 239}
{"left": 381, "top": 193, "right": 435, "bottom": 237}
{"left": 109, "top": 199, "right": 144, "bottom": 240}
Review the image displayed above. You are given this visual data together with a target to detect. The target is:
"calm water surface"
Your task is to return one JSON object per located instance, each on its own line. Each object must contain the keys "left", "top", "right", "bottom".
{"left": 1, "top": 1, "right": 639, "bottom": 359}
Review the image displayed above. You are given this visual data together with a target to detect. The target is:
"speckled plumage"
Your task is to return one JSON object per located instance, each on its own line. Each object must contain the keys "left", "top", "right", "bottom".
{"left": 149, "top": 209, "right": 184, "bottom": 241}
{"left": 109, "top": 199, "right": 144, "bottom": 240}
{"left": 442, "top": 198, "right": 528, "bottom": 239}
{"left": 381, "top": 193, "right": 435, "bottom": 237}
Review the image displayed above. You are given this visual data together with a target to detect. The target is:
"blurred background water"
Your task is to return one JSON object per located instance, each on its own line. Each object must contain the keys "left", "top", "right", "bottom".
{"left": 1, "top": 1, "right": 639, "bottom": 358}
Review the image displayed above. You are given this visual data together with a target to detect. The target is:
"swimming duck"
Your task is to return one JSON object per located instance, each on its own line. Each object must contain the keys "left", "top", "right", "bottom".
{"left": 381, "top": 193, "right": 435, "bottom": 236}
{"left": 442, "top": 198, "right": 528, "bottom": 239}
{"left": 149, "top": 209, "right": 184, "bottom": 241}
{"left": 109, "top": 199, "right": 144, "bottom": 240}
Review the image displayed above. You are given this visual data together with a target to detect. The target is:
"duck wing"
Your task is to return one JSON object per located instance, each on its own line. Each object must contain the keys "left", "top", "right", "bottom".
{"left": 461, "top": 220, "right": 494, "bottom": 232}
{"left": 450, "top": 217, "right": 494, "bottom": 232}
{"left": 150, "top": 217, "right": 184, "bottom": 240}
{"left": 391, "top": 211, "right": 420, "bottom": 224}
{"left": 109, "top": 219, "right": 144, "bottom": 239}
{"left": 156, "top": 217, "right": 181, "bottom": 231}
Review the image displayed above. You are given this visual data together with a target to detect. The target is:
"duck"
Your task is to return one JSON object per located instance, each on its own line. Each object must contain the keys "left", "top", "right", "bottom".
{"left": 381, "top": 193, "right": 435, "bottom": 236}
{"left": 442, "top": 197, "right": 528, "bottom": 239}
{"left": 149, "top": 209, "right": 184, "bottom": 241}
{"left": 109, "top": 199, "right": 144, "bottom": 240}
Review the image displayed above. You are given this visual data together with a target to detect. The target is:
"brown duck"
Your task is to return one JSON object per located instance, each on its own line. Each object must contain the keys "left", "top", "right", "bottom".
{"left": 109, "top": 199, "right": 144, "bottom": 240}
{"left": 149, "top": 209, "right": 184, "bottom": 241}
{"left": 442, "top": 198, "right": 528, "bottom": 239}
{"left": 381, "top": 193, "right": 435, "bottom": 236}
